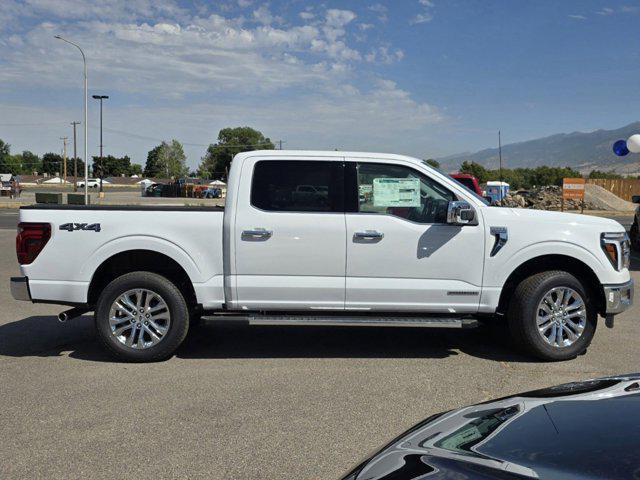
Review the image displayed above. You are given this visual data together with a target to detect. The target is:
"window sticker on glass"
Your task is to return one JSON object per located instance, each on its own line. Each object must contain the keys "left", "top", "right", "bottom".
{"left": 373, "top": 178, "right": 420, "bottom": 207}
{"left": 358, "top": 184, "right": 373, "bottom": 203}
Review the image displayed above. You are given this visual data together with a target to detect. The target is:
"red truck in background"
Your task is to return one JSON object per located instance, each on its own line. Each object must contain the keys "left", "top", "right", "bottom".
{"left": 450, "top": 173, "right": 483, "bottom": 196}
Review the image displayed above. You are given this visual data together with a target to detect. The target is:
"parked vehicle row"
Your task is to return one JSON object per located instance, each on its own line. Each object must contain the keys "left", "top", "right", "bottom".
{"left": 144, "top": 182, "right": 222, "bottom": 198}
{"left": 10, "top": 150, "right": 633, "bottom": 362}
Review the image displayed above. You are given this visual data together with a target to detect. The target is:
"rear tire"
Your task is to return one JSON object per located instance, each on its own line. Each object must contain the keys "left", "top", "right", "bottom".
{"left": 95, "top": 272, "right": 190, "bottom": 362}
{"left": 507, "top": 270, "right": 596, "bottom": 361}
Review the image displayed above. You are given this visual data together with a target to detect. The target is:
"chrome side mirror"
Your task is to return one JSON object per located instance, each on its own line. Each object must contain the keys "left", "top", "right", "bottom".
{"left": 447, "top": 201, "right": 476, "bottom": 225}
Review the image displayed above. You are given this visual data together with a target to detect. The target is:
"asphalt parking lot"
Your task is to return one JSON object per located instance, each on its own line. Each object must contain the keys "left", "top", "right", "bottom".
{"left": 1, "top": 212, "right": 639, "bottom": 480}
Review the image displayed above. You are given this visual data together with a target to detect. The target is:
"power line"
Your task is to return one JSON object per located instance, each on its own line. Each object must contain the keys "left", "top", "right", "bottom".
{"left": 2, "top": 122, "right": 285, "bottom": 152}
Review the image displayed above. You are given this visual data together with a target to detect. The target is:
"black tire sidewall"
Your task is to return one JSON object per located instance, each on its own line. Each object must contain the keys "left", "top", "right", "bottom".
{"left": 95, "top": 272, "right": 189, "bottom": 362}
{"left": 509, "top": 271, "right": 597, "bottom": 361}
{"left": 630, "top": 219, "right": 640, "bottom": 251}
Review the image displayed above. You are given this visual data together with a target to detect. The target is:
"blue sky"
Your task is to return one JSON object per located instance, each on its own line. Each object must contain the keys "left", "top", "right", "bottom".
{"left": 1, "top": 0, "right": 639, "bottom": 169}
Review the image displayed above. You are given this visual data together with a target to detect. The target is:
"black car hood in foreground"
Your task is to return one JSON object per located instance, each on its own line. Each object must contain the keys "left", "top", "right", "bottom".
{"left": 342, "top": 374, "right": 640, "bottom": 480}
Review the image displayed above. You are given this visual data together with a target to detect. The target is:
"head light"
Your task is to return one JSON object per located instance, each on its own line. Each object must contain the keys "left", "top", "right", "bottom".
{"left": 601, "top": 232, "right": 630, "bottom": 271}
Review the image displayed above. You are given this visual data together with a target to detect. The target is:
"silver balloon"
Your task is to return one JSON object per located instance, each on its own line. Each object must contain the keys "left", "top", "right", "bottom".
{"left": 627, "top": 134, "right": 640, "bottom": 153}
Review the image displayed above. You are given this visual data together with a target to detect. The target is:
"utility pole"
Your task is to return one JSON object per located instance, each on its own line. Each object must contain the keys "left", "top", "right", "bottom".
{"left": 60, "top": 136, "right": 68, "bottom": 186}
{"left": 71, "top": 121, "right": 80, "bottom": 191}
{"left": 498, "top": 130, "right": 503, "bottom": 202}
{"left": 92, "top": 94, "right": 109, "bottom": 192}
{"left": 277, "top": 140, "right": 286, "bottom": 150}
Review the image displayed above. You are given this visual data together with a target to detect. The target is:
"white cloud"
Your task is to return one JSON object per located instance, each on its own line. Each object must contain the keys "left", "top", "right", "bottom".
{"left": 365, "top": 46, "right": 404, "bottom": 64}
{"left": 568, "top": 14, "right": 587, "bottom": 20}
{"left": 368, "top": 3, "right": 388, "bottom": 22}
{"left": 252, "top": 5, "right": 282, "bottom": 25}
{"left": 18, "top": 0, "right": 189, "bottom": 22}
{"left": 299, "top": 11, "right": 314, "bottom": 20}
{"left": 0, "top": 2, "right": 443, "bottom": 167}
{"left": 596, "top": 7, "right": 615, "bottom": 15}
{"left": 237, "top": 0, "right": 252, "bottom": 7}
{"left": 410, "top": 0, "right": 435, "bottom": 25}
{"left": 325, "top": 9, "right": 357, "bottom": 28}
{"left": 358, "top": 23, "right": 374, "bottom": 31}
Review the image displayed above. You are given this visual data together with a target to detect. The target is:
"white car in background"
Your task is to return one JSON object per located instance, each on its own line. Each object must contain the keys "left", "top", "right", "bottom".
{"left": 76, "top": 178, "right": 108, "bottom": 188}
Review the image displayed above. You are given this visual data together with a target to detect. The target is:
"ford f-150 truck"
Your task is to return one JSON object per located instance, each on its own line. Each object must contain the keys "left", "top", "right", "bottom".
{"left": 10, "top": 151, "right": 634, "bottom": 362}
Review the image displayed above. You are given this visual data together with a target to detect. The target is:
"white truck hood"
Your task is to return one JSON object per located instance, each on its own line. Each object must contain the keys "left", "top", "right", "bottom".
{"left": 482, "top": 207, "right": 625, "bottom": 232}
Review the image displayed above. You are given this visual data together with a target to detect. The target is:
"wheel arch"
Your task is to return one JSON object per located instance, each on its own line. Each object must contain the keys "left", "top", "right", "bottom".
{"left": 497, "top": 254, "right": 605, "bottom": 316}
{"left": 88, "top": 249, "right": 198, "bottom": 308}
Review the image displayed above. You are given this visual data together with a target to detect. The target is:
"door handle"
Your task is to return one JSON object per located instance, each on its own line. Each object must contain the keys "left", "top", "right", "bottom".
{"left": 353, "top": 230, "right": 384, "bottom": 240}
{"left": 242, "top": 228, "right": 273, "bottom": 239}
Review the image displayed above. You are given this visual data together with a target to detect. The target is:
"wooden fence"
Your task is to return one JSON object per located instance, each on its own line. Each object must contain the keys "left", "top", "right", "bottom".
{"left": 587, "top": 178, "right": 640, "bottom": 202}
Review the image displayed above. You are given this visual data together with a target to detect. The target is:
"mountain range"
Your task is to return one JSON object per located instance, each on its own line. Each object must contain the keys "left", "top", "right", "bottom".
{"left": 438, "top": 121, "right": 640, "bottom": 174}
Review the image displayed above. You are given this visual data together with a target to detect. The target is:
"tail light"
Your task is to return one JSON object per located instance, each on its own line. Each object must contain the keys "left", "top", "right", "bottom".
{"left": 16, "top": 222, "right": 51, "bottom": 265}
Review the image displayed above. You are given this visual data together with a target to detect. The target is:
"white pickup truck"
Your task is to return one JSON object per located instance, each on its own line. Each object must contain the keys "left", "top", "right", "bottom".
{"left": 11, "top": 151, "right": 633, "bottom": 362}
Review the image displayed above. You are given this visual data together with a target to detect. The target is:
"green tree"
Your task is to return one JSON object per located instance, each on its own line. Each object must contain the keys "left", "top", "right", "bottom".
{"left": 144, "top": 140, "right": 188, "bottom": 178}
{"left": 21, "top": 151, "right": 41, "bottom": 174}
{"left": 457, "top": 162, "right": 581, "bottom": 189}
{"left": 199, "top": 126, "right": 274, "bottom": 178}
{"left": 0, "top": 139, "right": 10, "bottom": 158}
{"left": 588, "top": 169, "right": 622, "bottom": 179}
{"left": 424, "top": 158, "right": 440, "bottom": 169}
{"left": 459, "top": 161, "right": 490, "bottom": 183}
{"left": 68, "top": 157, "right": 86, "bottom": 179}
{"left": 0, "top": 139, "right": 12, "bottom": 172}
{"left": 144, "top": 144, "right": 163, "bottom": 177}
{"left": 92, "top": 155, "right": 134, "bottom": 178}
{"left": 41, "top": 152, "right": 63, "bottom": 175}
{"left": 129, "top": 163, "right": 143, "bottom": 176}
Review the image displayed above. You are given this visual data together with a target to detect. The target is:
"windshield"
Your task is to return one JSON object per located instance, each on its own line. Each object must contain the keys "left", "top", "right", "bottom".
{"left": 423, "top": 163, "right": 490, "bottom": 206}
{"left": 453, "top": 178, "right": 490, "bottom": 205}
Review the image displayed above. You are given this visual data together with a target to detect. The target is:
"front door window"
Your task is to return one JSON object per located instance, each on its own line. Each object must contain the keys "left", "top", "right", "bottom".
{"left": 356, "top": 163, "right": 455, "bottom": 223}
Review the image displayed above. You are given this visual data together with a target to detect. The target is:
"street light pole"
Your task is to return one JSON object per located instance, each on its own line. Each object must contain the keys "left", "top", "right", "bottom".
{"left": 71, "top": 121, "right": 80, "bottom": 192}
{"left": 55, "top": 35, "right": 88, "bottom": 204}
{"left": 92, "top": 95, "right": 109, "bottom": 193}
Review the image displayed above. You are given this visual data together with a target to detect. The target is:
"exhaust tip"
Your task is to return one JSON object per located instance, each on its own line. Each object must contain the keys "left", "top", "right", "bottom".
{"left": 58, "top": 312, "right": 68, "bottom": 322}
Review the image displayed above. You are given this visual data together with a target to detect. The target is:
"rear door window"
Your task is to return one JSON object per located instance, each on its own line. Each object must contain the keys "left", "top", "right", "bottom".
{"left": 251, "top": 160, "right": 344, "bottom": 212}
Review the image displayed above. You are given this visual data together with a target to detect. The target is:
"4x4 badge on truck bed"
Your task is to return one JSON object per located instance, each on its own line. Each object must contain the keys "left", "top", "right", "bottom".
{"left": 59, "top": 223, "right": 101, "bottom": 232}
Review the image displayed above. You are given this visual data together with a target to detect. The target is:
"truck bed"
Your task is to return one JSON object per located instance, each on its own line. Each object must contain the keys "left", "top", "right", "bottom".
{"left": 18, "top": 204, "right": 225, "bottom": 308}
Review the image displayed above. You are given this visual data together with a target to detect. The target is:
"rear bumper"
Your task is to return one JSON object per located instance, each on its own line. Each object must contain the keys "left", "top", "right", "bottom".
{"left": 603, "top": 279, "right": 634, "bottom": 315}
{"left": 10, "top": 276, "right": 31, "bottom": 302}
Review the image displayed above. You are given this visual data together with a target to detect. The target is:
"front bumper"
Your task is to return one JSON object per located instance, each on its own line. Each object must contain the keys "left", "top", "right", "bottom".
{"left": 603, "top": 279, "right": 634, "bottom": 315}
{"left": 10, "top": 276, "right": 31, "bottom": 302}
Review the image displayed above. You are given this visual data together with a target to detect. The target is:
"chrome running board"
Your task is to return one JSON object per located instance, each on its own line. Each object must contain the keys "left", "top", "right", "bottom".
{"left": 202, "top": 314, "right": 478, "bottom": 329}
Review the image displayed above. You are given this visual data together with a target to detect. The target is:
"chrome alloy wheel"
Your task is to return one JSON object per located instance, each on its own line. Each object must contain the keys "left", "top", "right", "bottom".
{"left": 536, "top": 287, "right": 586, "bottom": 348}
{"left": 109, "top": 289, "right": 171, "bottom": 349}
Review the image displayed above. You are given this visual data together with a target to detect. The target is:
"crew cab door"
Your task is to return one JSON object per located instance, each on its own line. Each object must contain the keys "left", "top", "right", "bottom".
{"left": 231, "top": 157, "right": 346, "bottom": 310}
{"left": 344, "top": 159, "right": 484, "bottom": 313}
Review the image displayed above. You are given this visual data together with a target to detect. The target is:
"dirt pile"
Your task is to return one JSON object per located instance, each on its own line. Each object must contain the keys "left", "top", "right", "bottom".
{"left": 498, "top": 183, "right": 638, "bottom": 211}
{"left": 584, "top": 183, "right": 636, "bottom": 212}
{"left": 498, "top": 185, "right": 596, "bottom": 210}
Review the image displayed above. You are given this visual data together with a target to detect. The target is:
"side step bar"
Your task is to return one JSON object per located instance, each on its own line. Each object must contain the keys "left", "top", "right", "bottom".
{"left": 202, "top": 315, "right": 478, "bottom": 329}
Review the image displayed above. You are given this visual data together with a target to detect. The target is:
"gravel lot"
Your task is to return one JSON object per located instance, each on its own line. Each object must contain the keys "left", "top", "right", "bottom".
{"left": 1, "top": 216, "right": 639, "bottom": 480}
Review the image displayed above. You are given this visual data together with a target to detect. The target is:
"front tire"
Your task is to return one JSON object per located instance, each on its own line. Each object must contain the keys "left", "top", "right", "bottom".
{"left": 630, "top": 218, "right": 640, "bottom": 251}
{"left": 507, "top": 270, "right": 597, "bottom": 361}
{"left": 95, "top": 272, "right": 190, "bottom": 362}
